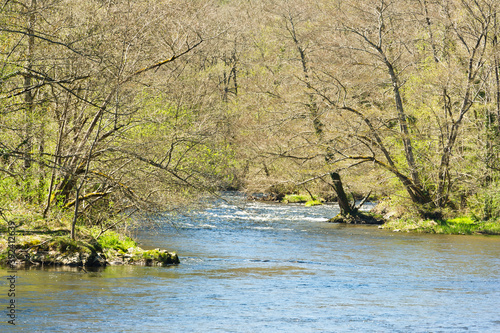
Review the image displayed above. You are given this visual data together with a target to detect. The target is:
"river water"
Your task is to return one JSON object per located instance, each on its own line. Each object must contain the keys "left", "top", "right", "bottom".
{"left": 2, "top": 192, "right": 500, "bottom": 332}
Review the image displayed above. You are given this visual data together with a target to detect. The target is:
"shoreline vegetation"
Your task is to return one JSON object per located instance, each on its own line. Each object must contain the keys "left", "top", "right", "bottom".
{"left": 249, "top": 191, "right": 500, "bottom": 236}
{"left": 2, "top": 191, "right": 499, "bottom": 269}
{"left": 2, "top": 0, "right": 500, "bottom": 269}
{"left": 0, "top": 210, "right": 179, "bottom": 268}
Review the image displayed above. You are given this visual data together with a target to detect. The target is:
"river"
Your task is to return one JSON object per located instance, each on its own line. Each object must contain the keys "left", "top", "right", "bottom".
{"left": 2, "top": 192, "right": 500, "bottom": 332}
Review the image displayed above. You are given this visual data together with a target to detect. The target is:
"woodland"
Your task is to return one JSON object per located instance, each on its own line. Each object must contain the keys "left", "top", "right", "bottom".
{"left": 1, "top": 0, "right": 500, "bottom": 240}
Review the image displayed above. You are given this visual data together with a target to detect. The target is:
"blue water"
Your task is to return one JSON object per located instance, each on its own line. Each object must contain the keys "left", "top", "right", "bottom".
{"left": 2, "top": 193, "right": 500, "bottom": 332}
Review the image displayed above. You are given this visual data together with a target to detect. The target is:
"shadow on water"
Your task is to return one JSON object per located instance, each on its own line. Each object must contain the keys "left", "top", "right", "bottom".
{"left": 1, "top": 193, "right": 500, "bottom": 332}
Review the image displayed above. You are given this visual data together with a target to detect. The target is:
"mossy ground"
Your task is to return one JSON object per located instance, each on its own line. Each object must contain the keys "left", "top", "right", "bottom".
{"left": 371, "top": 198, "right": 500, "bottom": 235}
{"left": 0, "top": 209, "right": 179, "bottom": 267}
{"left": 380, "top": 217, "right": 500, "bottom": 235}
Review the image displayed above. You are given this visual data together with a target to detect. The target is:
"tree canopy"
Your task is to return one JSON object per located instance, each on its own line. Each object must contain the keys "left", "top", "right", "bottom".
{"left": 1, "top": 0, "right": 500, "bottom": 236}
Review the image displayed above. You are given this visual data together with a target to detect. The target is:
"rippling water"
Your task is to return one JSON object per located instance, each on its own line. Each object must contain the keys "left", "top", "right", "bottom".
{"left": 2, "top": 192, "right": 500, "bottom": 332}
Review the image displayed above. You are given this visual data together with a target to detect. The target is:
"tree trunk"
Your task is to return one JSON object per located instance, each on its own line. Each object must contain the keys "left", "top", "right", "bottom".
{"left": 23, "top": 0, "right": 36, "bottom": 171}
{"left": 494, "top": 12, "right": 500, "bottom": 134}
{"left": 384, "top": 59, "right": 422, "bottom": 188}
{"left": 286, "top": 11, "right": 324, "bottom": 138}
{"left": 330, "top": 172, "right": 355, "bottom": 216}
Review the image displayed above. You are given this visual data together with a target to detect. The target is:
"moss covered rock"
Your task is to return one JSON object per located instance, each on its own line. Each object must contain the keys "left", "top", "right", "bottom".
{"left": 329, "top": 212, "right": 385, "bottom": 224}
{"left": 0, "top": 234, "right": 179, "bottom": 268}
{"left": 106, "top": 247, "right": 179, "bottom": 266}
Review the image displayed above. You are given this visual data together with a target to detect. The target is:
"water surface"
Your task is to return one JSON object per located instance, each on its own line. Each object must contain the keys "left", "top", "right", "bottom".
{"left": 2, "top": 193, "right": 500, "bottom": 332}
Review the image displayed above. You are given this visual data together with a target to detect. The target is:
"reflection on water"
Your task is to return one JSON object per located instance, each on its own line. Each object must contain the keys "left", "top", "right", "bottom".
{"left": 1, "top": 193, "right": 500, "bottom": 332}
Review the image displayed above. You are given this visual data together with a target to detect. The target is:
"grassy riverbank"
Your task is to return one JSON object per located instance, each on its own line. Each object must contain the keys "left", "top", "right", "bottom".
{"left": 369, "top": 198, "right": 500, "bottom": 235}
{"left": 380, "top": 217, "right": 500, "bottom": 235}
{"left": 255, "top": 191, "right": 500, "bottom": 235}
{"left": 0, "top": 207, "right": 179, "bottom": 267}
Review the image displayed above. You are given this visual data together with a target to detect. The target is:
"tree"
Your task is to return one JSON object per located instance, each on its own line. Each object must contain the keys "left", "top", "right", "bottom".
{"left": 230, "top": 0, "right": 499, "bottom": 217}
{"left": 313, "top": 0, "right": 496, "bottom": 210}
{"left": 0, "top": 0, "right": 235, "bottom": 239}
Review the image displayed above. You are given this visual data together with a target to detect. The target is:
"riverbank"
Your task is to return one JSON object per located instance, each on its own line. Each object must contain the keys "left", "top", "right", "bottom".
{"left": 0, "top": 232, "right": 179, "bottom": 268}
{"left": 371, "top": 199, "right": 500, "bottom": 235}
{"left": 327, "top": 209, "right": 500, "bottom": 235}
{"left": 2, "top": 192, "right": 499, "bottom": 270}
{"left": 0, "top": 230, "right": 179, "bottom": 268}
{"left": 250, "top": 191, "right": 500, "bottom": 235}
{"left": 379, "top": 217, "right": 500, "bottom": 235}
{"left": 0, "top": 212, "right": 179, "bottom": 268}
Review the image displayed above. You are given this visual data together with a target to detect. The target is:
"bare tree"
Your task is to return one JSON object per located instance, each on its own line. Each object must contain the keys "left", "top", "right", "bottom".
{"left": 1, "top": 0, "right": 234, "bottom": 238}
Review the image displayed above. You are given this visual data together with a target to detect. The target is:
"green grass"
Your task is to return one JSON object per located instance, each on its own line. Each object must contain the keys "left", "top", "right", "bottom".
{"left": 91, "top": 229, "right": 137, "bottom": 252}
{"left": 382, "top": 216, "right": 500, "bottom": 235}
{"left": 479, "top": 222, "right": 500, "bottom": 235}
{"left": 446, "top": 216, "right": 476, "bottom": 224}
{"left": 433, "top": 221, "right": 477, "bottom": 235}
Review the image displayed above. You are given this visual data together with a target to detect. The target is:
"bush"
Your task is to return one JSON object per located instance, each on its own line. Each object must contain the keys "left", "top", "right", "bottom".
{"left": 468, "top": 187, "right": 500, "bottom": 221}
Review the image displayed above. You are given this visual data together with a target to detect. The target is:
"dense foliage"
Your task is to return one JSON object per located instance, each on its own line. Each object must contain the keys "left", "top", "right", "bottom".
{"left": 1, "top": 0, "right": 499, "bottom": 238}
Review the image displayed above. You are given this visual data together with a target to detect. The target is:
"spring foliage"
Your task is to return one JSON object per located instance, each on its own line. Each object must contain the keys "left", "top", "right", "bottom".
{"left": 1, "top": 0, "right": 500, "bottom": 237}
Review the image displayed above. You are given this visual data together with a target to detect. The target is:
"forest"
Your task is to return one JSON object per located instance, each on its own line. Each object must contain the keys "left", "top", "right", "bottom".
{"left": 1, "top": 0, "right": 500, "bottom": 241}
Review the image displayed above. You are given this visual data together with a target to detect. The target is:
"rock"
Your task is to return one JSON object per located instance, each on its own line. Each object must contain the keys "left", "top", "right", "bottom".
{"left": 140, "top": 248, "right": 180, "bottom": 266}
{"left": 0, "top": 234, "right": 179, "bottom": 268}
{"left": 60, "top": 253, "right": 81, "bottom": 266}
{"left": 328, "top": 212, "right": 385, "bottom": 225}
{"left": 104, "top": 247, "right": 180, "bottom": 266}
